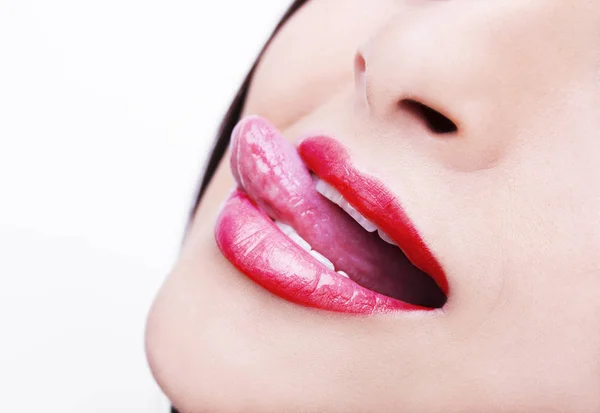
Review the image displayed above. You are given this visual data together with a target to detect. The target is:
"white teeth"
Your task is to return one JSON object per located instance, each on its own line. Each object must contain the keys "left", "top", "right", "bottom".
{"left": 274, "top": 221, "right": 352, "bottom": 279}
{"left": 288, "top": 231, "right": 312, "bottom": 252}
{"left": 316, "top": 179, "right": 378, "bottom": 233}
{"left": 274, "top": 220, "right": 335, "bottom": 270}
{"left": 377, "top": 229, "right": 397, "bottom": 246}
{"left": 316, "top": 179, "right": 344, "bottom": 204}
{"left": 339, "top": 198, "right": 378, "bottom": 232}
{"left": 309, "top": 250, "right": 335, "bottom": 270}
{"left": 275, "top": 220, "right": 312, "bottom": 251}
{"left": 275, "top": 221, "right": 294, "bottom": 236}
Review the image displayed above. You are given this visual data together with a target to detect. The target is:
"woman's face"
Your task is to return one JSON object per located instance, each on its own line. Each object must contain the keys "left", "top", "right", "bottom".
{"left": 147, "top": 1, "right": 600, "bottom": 411}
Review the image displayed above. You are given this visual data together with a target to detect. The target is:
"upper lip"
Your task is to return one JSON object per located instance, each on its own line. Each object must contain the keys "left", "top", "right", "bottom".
{"left": 215, "top": 116, "right": 448, "bottom": 314}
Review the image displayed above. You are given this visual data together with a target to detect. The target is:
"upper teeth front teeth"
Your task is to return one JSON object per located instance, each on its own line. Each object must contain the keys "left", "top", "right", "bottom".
{"left": 316, "top": 180, "right": 377, "bottom": 232}
{"left": 377, "top": 229, "right": 395, "bottom": 245}
{"left": 316, "top": 179, "right": 398, "bottom": 246}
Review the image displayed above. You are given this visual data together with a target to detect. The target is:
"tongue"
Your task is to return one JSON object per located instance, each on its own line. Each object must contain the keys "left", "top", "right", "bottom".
{"left": 230, "top": 117, "right": 445, "bottom": 307}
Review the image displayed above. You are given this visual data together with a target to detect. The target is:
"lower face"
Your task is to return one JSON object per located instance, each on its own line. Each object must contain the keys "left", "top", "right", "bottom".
{"left": 146, "top": 1, "right": 600, "bottom": 412}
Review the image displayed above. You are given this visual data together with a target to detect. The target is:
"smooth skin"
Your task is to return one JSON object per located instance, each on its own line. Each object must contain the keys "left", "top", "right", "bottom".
{"left": 146, "top": 1, "right": 600, "bottom": 412}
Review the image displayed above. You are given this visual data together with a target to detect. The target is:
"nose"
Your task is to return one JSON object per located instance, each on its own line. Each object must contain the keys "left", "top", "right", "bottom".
{"left": 350, "top": 1, "right": 596, "bottom": 172}
{"left": 350, "top": 6, "right": 507, "bottom": 170}
{"left": 354, "top": 34, "right": 458, "bottom": 136}
{"left": 351, "top": 8, "right": 511, "bottom": 173}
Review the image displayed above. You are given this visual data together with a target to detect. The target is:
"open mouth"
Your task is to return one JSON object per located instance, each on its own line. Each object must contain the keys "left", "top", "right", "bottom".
{"left": 215, "top": 116, "right": 448, "bottom": 314}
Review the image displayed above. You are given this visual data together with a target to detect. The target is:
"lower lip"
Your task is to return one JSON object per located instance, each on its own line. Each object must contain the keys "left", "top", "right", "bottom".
{"left": 215, "top": 190, "right": 427, "bottom": 314}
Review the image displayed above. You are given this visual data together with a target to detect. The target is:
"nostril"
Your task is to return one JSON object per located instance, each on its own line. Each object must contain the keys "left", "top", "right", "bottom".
{"left": 400, "top": 99, "right": 458, "bottom": 135}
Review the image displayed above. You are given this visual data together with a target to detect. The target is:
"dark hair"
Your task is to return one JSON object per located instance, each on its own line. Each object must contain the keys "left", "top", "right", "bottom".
{"left": 173, "top": 1, "right": 309, "bottom": 412}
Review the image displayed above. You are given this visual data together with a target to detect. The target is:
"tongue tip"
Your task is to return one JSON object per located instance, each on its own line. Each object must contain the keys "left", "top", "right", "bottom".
{"left": 230, "top": 116, "right": 268, "bottom": 188}
{"left": 229, "top": 116, "right": 281, "bottom": 187}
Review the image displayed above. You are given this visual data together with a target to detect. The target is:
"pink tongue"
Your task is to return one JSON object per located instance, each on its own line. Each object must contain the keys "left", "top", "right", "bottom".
{"left": 230, "top": 117, "right": 445, "bottom": 307}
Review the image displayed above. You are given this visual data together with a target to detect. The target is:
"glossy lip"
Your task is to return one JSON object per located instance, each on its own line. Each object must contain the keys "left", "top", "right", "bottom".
{"left": 214, "top": 128, "right": 448, "bottom": 314}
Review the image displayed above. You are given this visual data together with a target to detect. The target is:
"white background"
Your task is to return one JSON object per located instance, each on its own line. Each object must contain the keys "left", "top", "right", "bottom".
{"left": 0, "top": 1, "right": 289, "bottom": 411}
